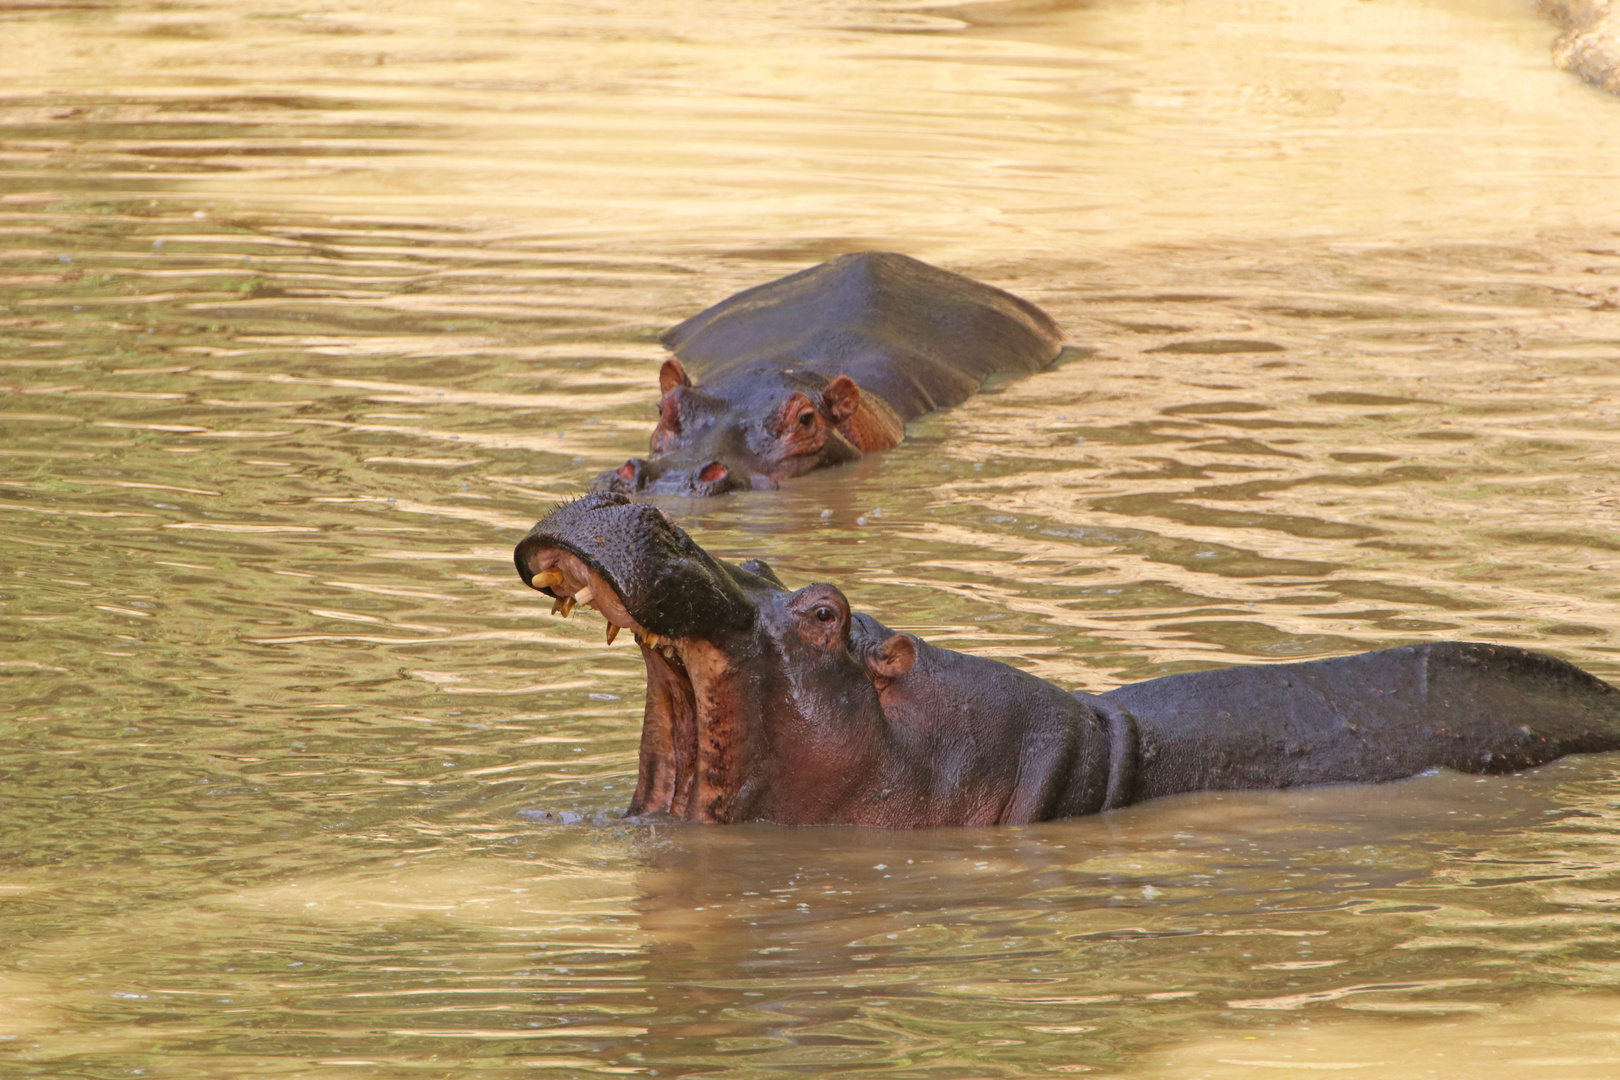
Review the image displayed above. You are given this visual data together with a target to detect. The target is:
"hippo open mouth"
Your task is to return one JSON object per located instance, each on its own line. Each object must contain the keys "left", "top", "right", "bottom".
{"left": 516, "top": 497, "right": 1620, "bottom": 829}
{"left": 513, "top": 493, "right": 768, "bottom": 821}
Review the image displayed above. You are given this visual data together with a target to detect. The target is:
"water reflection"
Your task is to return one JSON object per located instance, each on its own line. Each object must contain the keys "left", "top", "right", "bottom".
{"left": 6, "top": 0, "right": 1620, "bottom": 1075}
{"left": 11, "top": 761, "right": 1615, "bottom": 1075}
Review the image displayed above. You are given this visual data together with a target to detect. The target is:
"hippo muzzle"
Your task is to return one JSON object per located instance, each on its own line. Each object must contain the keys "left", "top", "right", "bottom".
{"left": 592, "top": 453, "right": 767, "bottom": 498}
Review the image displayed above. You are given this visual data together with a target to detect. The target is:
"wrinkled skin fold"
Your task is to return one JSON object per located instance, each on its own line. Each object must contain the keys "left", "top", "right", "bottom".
{"left": 594, "top": 251, "right": 1067, "bottom": 497}
{"left": 516, "top": 494, "right": 1620, "bottom": 827}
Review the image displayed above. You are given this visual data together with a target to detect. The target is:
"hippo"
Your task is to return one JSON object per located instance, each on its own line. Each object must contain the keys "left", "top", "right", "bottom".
{"left": 595, "top": 252, "right": 1067, "bottom": 496}
{"left": 514, "top": 494, "right": 1620, "bottom": 827}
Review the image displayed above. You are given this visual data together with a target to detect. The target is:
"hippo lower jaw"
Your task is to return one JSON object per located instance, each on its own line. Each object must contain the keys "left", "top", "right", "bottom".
{"left": 520, "top": 544, "right": 740, "bottom": 822}
{"left": 630, "top": 636, "right": 748, "bottom": 821}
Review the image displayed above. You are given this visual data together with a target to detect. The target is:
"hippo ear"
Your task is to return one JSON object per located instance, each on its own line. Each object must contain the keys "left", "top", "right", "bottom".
{"left": 821, "top": 374, "right": 861, "bottom": 423}
{"left": 660, "top": 357, "right": 692, "bottom": 395}
{"left": 865, "top": 633, "right": 916, "bottom": 687}
{"left": 739, "top": 558, "right": 786, "bottom": 588}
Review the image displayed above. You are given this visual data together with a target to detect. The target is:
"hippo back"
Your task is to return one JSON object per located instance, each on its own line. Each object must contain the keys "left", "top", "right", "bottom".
{"left": 661, "top": 252, "right": 1065, "bottom": 419}
{"left": 1094, "top": 641, "right": 1620, "bottom": 802}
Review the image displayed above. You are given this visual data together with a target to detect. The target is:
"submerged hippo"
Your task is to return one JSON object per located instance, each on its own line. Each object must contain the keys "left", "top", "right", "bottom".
{"left": 596, "top": 252, "right": 1066, "bottom": 496}
{"left": 515, "top": 494, "right": 1620, "bottom": 827}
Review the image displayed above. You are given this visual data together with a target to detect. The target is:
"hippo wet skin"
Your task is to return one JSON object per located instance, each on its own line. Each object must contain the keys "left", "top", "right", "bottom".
{"left": 597, "top": 252, "right": 1066, "bottom": 496}
{"left": 515, "top": 495, "right": 1620, "bottom": 827}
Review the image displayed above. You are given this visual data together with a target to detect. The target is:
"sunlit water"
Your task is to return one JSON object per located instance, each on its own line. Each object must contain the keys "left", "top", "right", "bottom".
{"left": 4, "top": 0, "right": 1620, "bottom": 1076}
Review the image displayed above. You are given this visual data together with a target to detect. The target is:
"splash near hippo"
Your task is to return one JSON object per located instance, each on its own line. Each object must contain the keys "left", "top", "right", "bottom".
{"left": 596, "top": 252, "right": 1067, "bottom": 496}
{"left": 516, "top": 494, "right": 1620, "bottom": 828}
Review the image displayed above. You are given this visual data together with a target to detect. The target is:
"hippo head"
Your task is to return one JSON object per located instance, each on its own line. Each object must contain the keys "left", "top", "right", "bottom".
{"left": 514, "top": 495, "right": 1121, "bottom": 826}
{"left": 593, "top": 358, "right": 902, "bottom": 497}
{"left": 513, "top": 493, "right": 922, "bottom": 823}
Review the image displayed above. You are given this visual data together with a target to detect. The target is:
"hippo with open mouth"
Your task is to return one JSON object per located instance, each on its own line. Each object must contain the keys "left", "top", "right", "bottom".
{"left": 594, "top": 252, "right": 1066, "bottom": 497}
{"left": 515, "top": 494, "right": 1620, "bottom": 827}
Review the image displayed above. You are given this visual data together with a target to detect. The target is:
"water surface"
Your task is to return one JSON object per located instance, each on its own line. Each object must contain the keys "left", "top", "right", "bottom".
{"left": 4, "top": 0, "right": 1620, "bottom": 1076}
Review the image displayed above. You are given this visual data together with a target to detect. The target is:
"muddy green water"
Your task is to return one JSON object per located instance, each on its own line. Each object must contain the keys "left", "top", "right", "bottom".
{"left": 5, "top": 0, "right": 1620, "bottom": 1076}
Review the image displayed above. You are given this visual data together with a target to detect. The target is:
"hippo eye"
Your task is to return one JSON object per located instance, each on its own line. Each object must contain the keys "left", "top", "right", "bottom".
{"left": 798, "top": 410, "right": 815, "bottom": 428}
{"left": 813, "top": 605, "right": 836, "bottom": 623}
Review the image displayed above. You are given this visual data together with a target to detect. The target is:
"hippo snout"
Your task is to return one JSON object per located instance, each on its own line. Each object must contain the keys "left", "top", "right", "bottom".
{"left": 592, "top": 456, "right": 756, "bottom": 497}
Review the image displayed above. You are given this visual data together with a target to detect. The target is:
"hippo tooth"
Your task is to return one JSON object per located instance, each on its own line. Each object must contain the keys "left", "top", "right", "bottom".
{"left": 532, "top": 569, "right": 563, "bottom": 589}
{"left": 553, "top": 597, "right": 575, "bottom": 618}
{"left": 605, "top": 624, "right": 620, "bottom": 646}
{"left": 574, "top": 585, "right": 594, "bottom": 605}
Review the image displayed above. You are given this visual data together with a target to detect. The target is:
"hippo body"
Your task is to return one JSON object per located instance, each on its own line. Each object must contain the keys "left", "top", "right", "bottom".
{"left": 597, "top": 252, "right": 1066, "bottom": 496}
{"left": 1090, "top": 643, "right": 1620, "bottom": 803}
{"left": 516, "top": 494, "right": 1620, "bottom": 827}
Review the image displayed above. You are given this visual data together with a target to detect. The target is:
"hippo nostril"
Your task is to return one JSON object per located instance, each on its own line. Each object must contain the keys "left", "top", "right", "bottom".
{"left": 697, "top": 461, "right": 729, "bottom": 484}
{"left": 593, "top": 459, "right": 651, "bottom": 495}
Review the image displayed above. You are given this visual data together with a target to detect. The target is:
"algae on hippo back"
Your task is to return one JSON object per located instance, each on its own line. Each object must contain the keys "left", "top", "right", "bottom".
{"left": 516, "top": 494, "right": 1620, "bottom": 828}
{"left": 595, "top": 252, "right": 1068, "bottom": 497}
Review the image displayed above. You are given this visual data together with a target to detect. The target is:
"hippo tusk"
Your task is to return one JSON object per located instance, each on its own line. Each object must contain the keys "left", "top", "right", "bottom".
{"left": 574, "top": 585, "right": 594, "bottom": 605}
{"left": 553, "top": 597, "right": 575, "bottom": 618}
{"left": 605, "top": 624, "right": 620, "bottom": 645}
{"left": 532, "top": 568, "right": 563, "bottom": 589}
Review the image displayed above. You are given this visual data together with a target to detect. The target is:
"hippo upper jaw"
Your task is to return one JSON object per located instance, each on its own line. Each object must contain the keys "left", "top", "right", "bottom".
{"left": 513, "top": 494, "right": 758, "bottom": 639}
